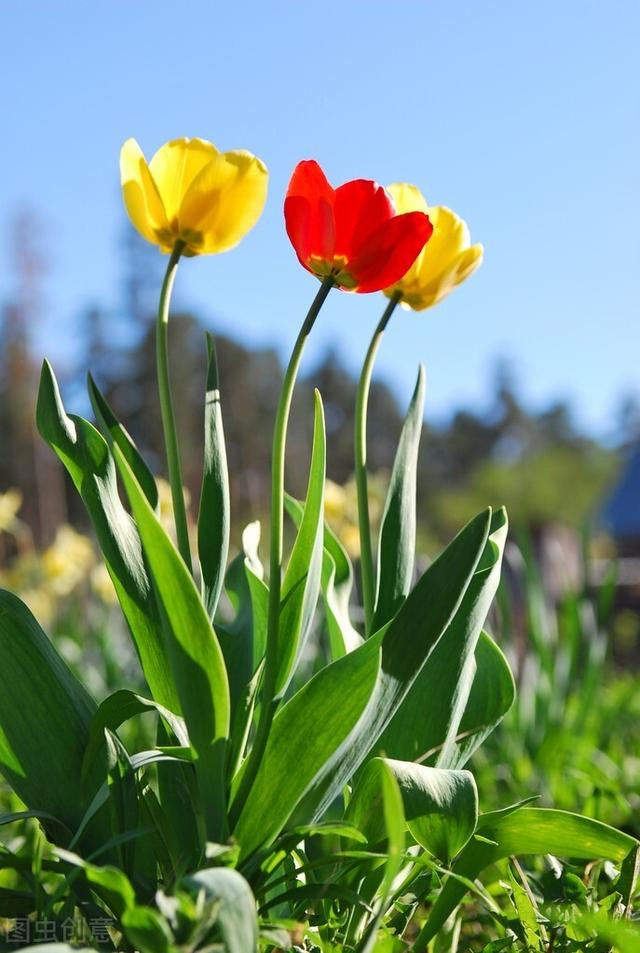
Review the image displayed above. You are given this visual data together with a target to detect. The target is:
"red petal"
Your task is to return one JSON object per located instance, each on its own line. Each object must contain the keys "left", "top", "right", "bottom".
{"left": 333, "top": 179, "right": 394, "bottom": 261}
{"left": 284, "top": 160, "right": 335, "bottom": 265}
{"left": 348, "top": 212, "right": 433, "bottom": 293}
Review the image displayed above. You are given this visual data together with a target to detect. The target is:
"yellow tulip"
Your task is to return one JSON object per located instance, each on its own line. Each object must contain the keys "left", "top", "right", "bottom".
{"left": 120, "top": 137, "right": 268, "bottom": 256}
{"left": 384, "top": 183, "right": 483, "bottom": 311}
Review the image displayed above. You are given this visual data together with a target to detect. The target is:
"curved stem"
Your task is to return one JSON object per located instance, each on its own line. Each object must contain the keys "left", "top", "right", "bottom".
{"left": 354, "top": 292, "right": 401, "bottom": 636}
{"left": 156, "top": 241, "right": 192, "bottom": 572}
{"left": 230, "top": 275, "right": 334, "bottom": 825}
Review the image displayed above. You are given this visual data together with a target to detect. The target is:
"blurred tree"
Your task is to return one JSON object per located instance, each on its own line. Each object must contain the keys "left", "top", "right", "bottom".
{"left": 0, "top": 210, "right": 67, "bottom": 545}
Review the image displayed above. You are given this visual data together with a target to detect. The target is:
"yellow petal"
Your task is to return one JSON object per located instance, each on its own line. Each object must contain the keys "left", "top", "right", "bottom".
{"left": 179, "top": 150, "right": 268, "bottom": 254}
{"left": 387, "top": 182, "right": 429, "bottom": 216}
{"left": 452, "top": 243, "right": 484, "bottom": 287}
{"left": 120, "top": 138, "right": 170, "bottom": 246}
{"left": 148, "top": 138, "right": 219, "bottom": 224}
{"left": 418, "top": 205, "right": 469, "bottom": 281}
{"left": 387, "top": 203, "right": 482, "bottom": 311}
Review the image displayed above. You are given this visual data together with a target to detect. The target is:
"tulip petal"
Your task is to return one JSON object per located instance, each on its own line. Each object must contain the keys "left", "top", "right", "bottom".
{"left": 419, "top": 206, "right": 470, "bottom": 280}
{"left": 349, "top": 211, "right": 433, "bottom": 294}
{"left": 284, "top": 160, "right": 335, "bottom": 266}
{"left": 179, "top": 150, "right": 269, "bottom": 254}
{"left": 453, "top": 243, "right": 484, "bottom": 287}
{"left": 148, "top": 138, "right": 219, "bottom": 224}
{"left": 400, "top": 244, "right": 484, "bottom": 311}
{"left": 120, "top": 138, "right": 170, "bottom": 247}
{"left": 387, "top": 182, "right": 429, "bottom": 217}
{"left": 333, "top": 179, "right": 394, "bottom": 261}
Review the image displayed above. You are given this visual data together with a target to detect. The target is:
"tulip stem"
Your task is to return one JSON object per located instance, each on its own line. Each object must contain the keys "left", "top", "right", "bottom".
{"left": 156, "top": 241, "right": 192, "bottom": 573}
{"left": 355, "top": 292, "right": 401, "bottom": 636}
{"left": 230, "top": 275, "right": 334, "bottom": 826}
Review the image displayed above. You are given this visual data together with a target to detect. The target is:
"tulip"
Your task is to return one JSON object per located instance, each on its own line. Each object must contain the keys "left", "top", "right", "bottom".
{"left": 384, "top": 183, "right": 483, "bottom": 310}
{"left": 120, "top": 137, "right": 268, "bottom": 256}
{"left": 285, "top": 160, "right": 433, "bottom": 293}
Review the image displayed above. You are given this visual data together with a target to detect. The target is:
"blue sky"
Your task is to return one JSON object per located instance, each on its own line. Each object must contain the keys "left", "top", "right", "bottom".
{"left": 1, "top": 1, "right": 638, "bottom": 437}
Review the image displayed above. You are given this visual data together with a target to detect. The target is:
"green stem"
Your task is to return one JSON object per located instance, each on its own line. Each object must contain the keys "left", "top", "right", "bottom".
{"left": 354, "top": 292, "right": 401, "bottom": 636}
{"left": 156, "top": 241, "right": 192, "bottom": 572}
{"left": 230, "top": 275, "right": 334, "bottom": 826}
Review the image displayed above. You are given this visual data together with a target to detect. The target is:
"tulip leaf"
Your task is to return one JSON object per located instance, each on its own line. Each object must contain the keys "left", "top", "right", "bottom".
{"left": 372, "top": 364, "right": 425, "bottom": 632}
{"left": 232, "top": 633, "right": 382, "bottom": 862}
{"left": 348, "top": 758, "right": 477, "bottom": 865}
{"left": 285, "top": 495, "right": 362, "bottom": 659}
{"left": 445, "top": 630, "right": 515, "bottom": 768}
{"left": 374, "top": 508, "right": 509, "bottom": 766}
{"left": 198, "top": 333, "right": 230, "bottom": 620}
{"left": 36, "top": 360, "right": 178, "bottom": 712}
{"left": 422, "top": 808, "right": 639, "bottom": 944}
{"left": 396, "top": 762, "right": 478, "bottom": 863}
{"left": 0, "top": 590, "right": 102, "bottom": 842}
{"left": 122, "top": 906, "right": 173, "bottom": 953}
{"left": 182, "top": 867, "right": 259, "bottom": 953}
{"left": 276, "top": 390, "right": 326, "bottom": 697}
{"left": 352, "top": 759, "right": 406, "bottom": 953}
{"left": 81, "top": 689, "right": 189, "bottom": 794}
{"left": 87, "top": 371, "right": 158, "bottom": 510}
{"left": 321, "top": 517, "right": 363, "bottom": 657}
{"left": 217, "top": 522, "right": 268, "bottom": 718}
{"left": 298, "top": 508, "right": 492, "bottom": 825}
{"left": 113, "top": 445, "right": 230, "bottom": 838}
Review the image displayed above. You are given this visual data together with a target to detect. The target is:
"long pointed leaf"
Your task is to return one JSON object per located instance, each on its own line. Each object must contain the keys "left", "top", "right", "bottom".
{"left": 36, "top": 361, "right": 177, "bottom": 711}
{"left": 233, "top": 634, "right": 382, "bottom": 862}
{"left": 0, "top": 591, "right": 101, "bottom": 841}
{"left": 87, "top": 372, "right": 158, "bottom": 509}
{"left": 375, "top": 508, "right": 508, "bottom": 766}
{"left": 372, "top": 365, "right": 426, "bottom": 632}
{"left": 285, "top": 496, "right": 362, "bottom": 659}
{"left": 298, "top": 508, "right": 492, "bottom": 825}
{"left": 276, "top": 390, "right": 326, "bottom": 697}
{"left": 421, "top": 807, "right": 639, "bottom": 944}
{"left": 198, "top": 333, "right": 230, "bottom": 619}
{"left": 113, "top": 446, "right": 230, "bottom": 838}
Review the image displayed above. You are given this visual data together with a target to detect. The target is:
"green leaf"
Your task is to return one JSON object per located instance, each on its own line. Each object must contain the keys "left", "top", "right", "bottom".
{"left": 421, "top": 807, "right": 639, "bottom": 944}
{"left": 446, "top": 630, "right": 515, "bottom": 767}
{"left": 81, "top": 689, "right": 188, "bottom": 793}
{"left": 322, "top": 519, "right": 363, "bottom": 657}
{"left": 113, "top": 445, "right": 230, "bottom": 838}
{"left": 84, "top": 864, "right": 136, "bottom": 918}
{"left": 183, "top": 867, "right": 258, "bottom": 953}
{"left": 348, "top": 759, "right": 477, "bottom": 865}
{"left": 122, "top": 906, "right": 173, "bottom": 953}
{"left": 36, "top": 360, "right": 177, "bottom": 712}
{"left": 217, "top": 522, "right": 268, "bottom": 722}
{"left": 198, "top": 333, "right": 230, "bottom": 619}
{"left": 233, "top": 634, "right": 382, "bottom": 862}
{"left": 300, "top": 508, "right": 493, "bottom": 824}
{"left": 276, "top": 390, "right": 326, "bottom": 697}
{"left": 375, "top": 508, "right": 509, "bottom": 766}
{"left": 0, "top": 591, "right": 99, "bottom": 840}
{"left": 87, "top": 371, "right": 158, "bottom": 509}
{"left": 616, "top": 844, "right": 640, "bottom": 913}
{"left": 356, "top": 760, "right": 406, "bottom": 953}
{"left": 286, "top": 496, "right": 362, "bottom": 659}
{"left": 372, "top": 365, "right": 425, "bottom": 632}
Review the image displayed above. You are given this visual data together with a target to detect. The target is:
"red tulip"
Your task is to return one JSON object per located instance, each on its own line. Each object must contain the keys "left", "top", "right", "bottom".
{"left": 284, "top": 160, "right": 433, "bottom": 293}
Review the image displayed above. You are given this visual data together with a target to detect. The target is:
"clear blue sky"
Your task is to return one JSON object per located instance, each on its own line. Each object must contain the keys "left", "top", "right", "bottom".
{"left": 1, "top": 1, "right": 638, "bottom": 437}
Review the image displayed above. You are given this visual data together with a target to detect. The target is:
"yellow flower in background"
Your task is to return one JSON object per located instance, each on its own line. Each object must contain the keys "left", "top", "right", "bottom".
{"left": 0, "top": 489, "right": 23, "bottom": 533}
{"left": 120, "top": 137, "right": 268, "bottom": 256}
{"left": 384, "top": 183, "right": 483, "bottom": 311}
{"left": 42, "top": 526, "right": 95, "bottom": 597}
